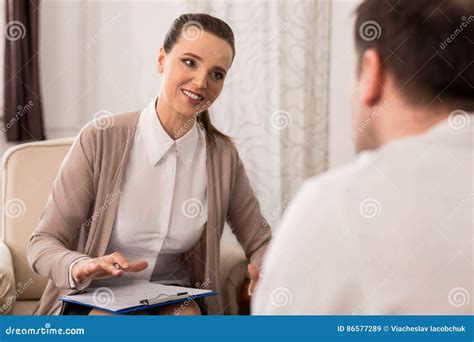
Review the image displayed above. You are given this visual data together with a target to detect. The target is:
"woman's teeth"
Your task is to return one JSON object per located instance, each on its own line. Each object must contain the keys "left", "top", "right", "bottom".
{"left": 182, "top": 89, "right": 204, "bottom": 101}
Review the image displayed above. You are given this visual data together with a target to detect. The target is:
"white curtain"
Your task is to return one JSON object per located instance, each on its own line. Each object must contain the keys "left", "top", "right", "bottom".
{"left": 38, "top": 0, "right": 184, "bottom": 138}
{"left": 183, "top": 0, "right": 331, "bottom": 229}
{"left": 33, "top": 0, "right": 331, "bottom": 232}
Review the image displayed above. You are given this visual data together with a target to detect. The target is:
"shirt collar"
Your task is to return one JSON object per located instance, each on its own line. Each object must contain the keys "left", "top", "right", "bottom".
{"left": 140, "top": 98, "right": 200, "bottom": 168}
{"left": 175, "top": 117, "right": 200, "bottom": 169}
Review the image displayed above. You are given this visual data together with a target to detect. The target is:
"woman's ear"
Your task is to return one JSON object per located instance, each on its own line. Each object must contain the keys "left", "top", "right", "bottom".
{"left": 360, "top": 49, "right": 384, "bottom": 107}
{"left": 157, "top": 47, "right": 166, "bottom": 74}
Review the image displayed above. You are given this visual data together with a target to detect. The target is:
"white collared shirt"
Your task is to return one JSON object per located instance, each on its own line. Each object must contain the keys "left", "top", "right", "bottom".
{"left": 71, "top": 99, "right": 207, "bottom": 288}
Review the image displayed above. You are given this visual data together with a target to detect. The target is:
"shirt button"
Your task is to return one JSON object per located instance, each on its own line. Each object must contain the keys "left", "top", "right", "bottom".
{"left": 157, "top": 231, "right": 166, "bottom": 239}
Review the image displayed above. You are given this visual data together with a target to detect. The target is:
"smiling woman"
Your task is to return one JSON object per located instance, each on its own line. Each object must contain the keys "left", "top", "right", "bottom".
{"left": 26, "top": 13, "right": 272, "bottom": 316}
{"left": 158, "top": 13, "right": 236, "bottom": 141}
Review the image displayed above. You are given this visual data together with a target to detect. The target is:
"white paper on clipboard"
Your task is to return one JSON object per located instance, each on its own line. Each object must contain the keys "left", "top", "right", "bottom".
{"left": 60, "top": 281, "right": 216, "bottom": 313}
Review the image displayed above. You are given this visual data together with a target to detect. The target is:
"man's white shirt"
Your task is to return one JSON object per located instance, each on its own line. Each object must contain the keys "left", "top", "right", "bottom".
{"left": 253, "top": 117, "right": 473, "bottom": 315}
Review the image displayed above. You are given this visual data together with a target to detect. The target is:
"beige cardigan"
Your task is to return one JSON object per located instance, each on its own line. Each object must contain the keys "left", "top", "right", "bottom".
{"left": 26, "top": 110, "right": 271, "bottom": 315}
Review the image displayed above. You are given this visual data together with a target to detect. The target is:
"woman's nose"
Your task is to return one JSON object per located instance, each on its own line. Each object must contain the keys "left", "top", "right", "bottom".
{"left": 192, "top": 73, "right": 207, "bottom": 89}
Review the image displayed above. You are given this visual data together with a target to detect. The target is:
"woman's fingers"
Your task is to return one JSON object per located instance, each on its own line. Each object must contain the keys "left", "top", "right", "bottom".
{"left": 248, "top": 264, "right": 260, "bottom": 295}
{"left": 103, "top": 252, "right": 148, "bottom": 273}
{"left": 74, "top": 269, "right": 85, "bottom": 282}
{"left": 75, "top": 259, "right": 123, "bottom": 282}
{"left": 73, "top": 259, "right": 95, "bottom": 282}
{"left": 72, "top": 255, "right": 148, "bottom": 285}
{"left": 248, "top": 264, "right": 260, "bottom": 282}
{"left": 96, "top": 260, "right": 124, "bottom": 277}
{"left": 105, "top": 252, "right": 129, "bottom": 270}
{"left": 126, "top": 260, "right": 148, "bottom": 272}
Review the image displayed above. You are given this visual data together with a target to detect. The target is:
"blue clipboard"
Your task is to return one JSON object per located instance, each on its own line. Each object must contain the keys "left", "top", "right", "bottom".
{"left": 60, "top": 290, "right": 218, "bottom": 314}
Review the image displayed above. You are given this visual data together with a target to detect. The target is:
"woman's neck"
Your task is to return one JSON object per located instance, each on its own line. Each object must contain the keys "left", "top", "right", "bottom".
{"left": 155, "top": 96, "right": 195, "bottom": 140}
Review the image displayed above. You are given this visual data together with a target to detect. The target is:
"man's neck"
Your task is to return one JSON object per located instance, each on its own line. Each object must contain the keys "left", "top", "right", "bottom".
{"left": 376, "top": 103, "right": 451, "bottom": 147}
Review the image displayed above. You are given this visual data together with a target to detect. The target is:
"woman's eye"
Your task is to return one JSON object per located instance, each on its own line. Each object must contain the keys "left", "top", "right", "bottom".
{"left": 212, "top": 71, "right": 225, "bottom": 80}
{"left": 182, "top": 59, "right": 195, "bottom": 68}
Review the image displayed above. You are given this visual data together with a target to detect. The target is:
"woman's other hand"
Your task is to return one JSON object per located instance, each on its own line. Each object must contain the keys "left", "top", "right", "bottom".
{"left": 248, "top": 264, "right": 260, "bottom": 296}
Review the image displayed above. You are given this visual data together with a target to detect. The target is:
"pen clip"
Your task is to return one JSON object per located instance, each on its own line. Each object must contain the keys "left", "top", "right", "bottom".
{"left": 140, "top": 292, "right": 189, "bottom": 306}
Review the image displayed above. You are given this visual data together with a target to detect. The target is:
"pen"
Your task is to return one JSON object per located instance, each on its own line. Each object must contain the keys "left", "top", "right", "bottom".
{"left": 140, "top": 292, "right": 189, "bottom": 306}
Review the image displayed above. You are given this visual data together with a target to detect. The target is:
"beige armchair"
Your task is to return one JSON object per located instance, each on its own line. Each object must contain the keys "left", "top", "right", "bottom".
{"left": 0, "top": 138, "right": 249, "bottom": 315}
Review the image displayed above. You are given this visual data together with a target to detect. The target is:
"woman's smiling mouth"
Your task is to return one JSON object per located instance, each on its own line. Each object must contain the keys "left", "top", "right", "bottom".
{"left": 181, "top": 88, "right": 205, "bottom": 101}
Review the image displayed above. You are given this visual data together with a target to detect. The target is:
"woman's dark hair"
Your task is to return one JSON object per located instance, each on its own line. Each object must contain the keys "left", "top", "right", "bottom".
{"left": 163, "top": 13, "right": 235, "bottom": 141}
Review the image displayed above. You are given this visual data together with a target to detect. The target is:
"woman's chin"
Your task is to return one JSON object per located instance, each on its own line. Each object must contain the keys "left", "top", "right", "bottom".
{"left": 173, "top": 98, "right": 209, "bottom": 118}
{"left": 182, "top": 104, "right": 207, "bottom": 116}
{"left": 176, "top": 108, "right": 199, "bottom": 120}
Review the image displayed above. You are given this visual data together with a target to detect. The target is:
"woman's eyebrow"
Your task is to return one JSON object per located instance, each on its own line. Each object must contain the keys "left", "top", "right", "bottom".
{"left": 183, "top": 52, "right": 227, "bottom": 74}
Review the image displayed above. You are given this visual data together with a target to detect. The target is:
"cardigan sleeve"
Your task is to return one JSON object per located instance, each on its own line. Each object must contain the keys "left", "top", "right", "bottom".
{"left": 226, "top": 146, "right": 272, "bottom": 269}
{"left": 26, "top": 122, "right": 97, "bottom": 289}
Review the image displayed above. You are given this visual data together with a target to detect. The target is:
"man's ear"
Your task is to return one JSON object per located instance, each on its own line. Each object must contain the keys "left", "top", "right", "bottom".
{"left": 360, "top": 49, "right": 384, "bottom": 107}
{"left": 157, "top": 47, "right": 165, "bottom": 74}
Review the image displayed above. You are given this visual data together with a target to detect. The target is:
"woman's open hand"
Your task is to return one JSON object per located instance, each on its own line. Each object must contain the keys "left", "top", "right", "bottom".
{"left": 72, "top": 252, "right": 148, "bottom": 285}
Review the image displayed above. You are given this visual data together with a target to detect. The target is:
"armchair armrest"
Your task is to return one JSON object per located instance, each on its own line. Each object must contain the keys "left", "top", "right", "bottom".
{"left": 0, "top": 241, "right": 16, "bottom": 315}
{"left": 219, "top": 241, "right": 249, "bottom": 315}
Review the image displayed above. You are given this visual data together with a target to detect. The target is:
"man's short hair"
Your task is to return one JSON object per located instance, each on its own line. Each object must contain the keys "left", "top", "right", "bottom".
{"left": 355, "top": 0, "right": 474, "bottom": 111}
